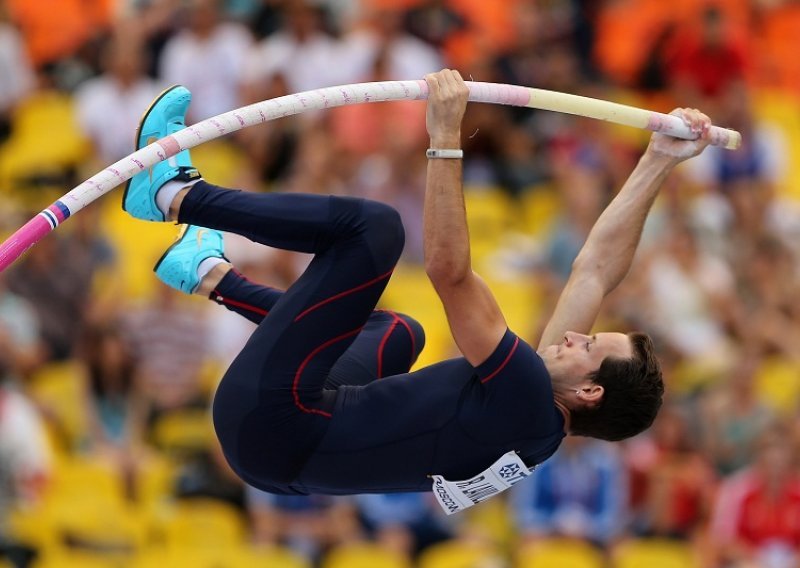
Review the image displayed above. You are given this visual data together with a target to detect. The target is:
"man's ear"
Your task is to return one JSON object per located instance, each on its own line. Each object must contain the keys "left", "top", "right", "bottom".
{"left": 577, "top": 383, "right": 604, "bottom": 404}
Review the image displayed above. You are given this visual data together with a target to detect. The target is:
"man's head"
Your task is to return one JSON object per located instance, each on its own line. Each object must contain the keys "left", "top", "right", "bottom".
{"left": 541, "top": 331, "right": 664, "bottom": 441}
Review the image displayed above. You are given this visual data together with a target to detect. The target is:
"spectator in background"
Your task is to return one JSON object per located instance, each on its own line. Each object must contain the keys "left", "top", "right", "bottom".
{"left": 242, "top": 0, "right": 340, "bottom": 99}
{"left": 0, "top": 272, "right": 44, "bottom": 381}
{"left": 247, "top": 487, "right": 362, "bottom": 564}
{"left": 0, "top": 3, "right": 34, "bottom": 144}
{"left": 544, "top": 155, "right": 608, "bottom": 280}
{"left": 121, "top": 286, "right": 211, "bottom": 447}
{"left": 337, "top": 3, "right": 443, "bottom": 85}
{"left": 355, "top": 493, "right": 453, "bottom": 559}
{"left": 700, "top": 347, "right": 775, "bottom": 477}
{"left": 0, "top": 360, "right": 51, "bottom": 568}
{"left": 641, "top": 217, "right": 737, "bottom": 377}
{"left": 710, "top": 424, "right": 800, "bottom": 568}
{"left": 733, "top": 236, "right": 800, "bottom": 361}
{"left": 683, "top": 88, "right": 788, "bottom": 202}
{"left": 5, "top": 209, "right": 115, "bottom": 362}
{"left": 403, "top": 0, "right": 467, "bottom": 55}
{"left": 75, "top": 31, "right": 163, "bottom": 165}
{"left": 625, "top": 403, "right": 717, "bottom": 542}
{"left": 667, "top": 5, "right": 748, "bottom": 113}
{"left": 159, "top": 0, "right": 253, "bottom": 122}
{"left": 511, "top": 436, "right": 628, "bottom": 548}
{"left": 77, "top": 321, "right": 145, "bottom": 498}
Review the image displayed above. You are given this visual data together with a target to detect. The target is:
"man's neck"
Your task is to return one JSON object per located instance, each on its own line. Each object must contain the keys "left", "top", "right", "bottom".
{"left": 552, "top": 394, "right": 571, "bottom": 434}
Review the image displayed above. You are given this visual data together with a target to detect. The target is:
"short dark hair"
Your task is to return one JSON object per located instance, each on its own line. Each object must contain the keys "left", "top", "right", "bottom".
{"left": 569, "top": 332, "right": 664, "bottom": 441}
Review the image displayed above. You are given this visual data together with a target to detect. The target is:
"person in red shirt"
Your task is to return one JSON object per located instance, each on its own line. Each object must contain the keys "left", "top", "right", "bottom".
{"left": 710, "top": 425, "right": 800, "bottom": 567}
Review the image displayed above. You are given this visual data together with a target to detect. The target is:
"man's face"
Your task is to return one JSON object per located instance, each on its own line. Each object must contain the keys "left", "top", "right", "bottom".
{"left": 541, "top": 331, "right": 634, "bottom": 382}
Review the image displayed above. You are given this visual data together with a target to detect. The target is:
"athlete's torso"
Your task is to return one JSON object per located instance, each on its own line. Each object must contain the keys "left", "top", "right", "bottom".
{"left": 288, "top": 330, "right": 565, "bottom": 494}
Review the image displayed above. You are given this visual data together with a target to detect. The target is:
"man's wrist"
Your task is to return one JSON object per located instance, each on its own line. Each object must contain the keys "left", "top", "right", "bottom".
{"left": 640, "top": 150, "right": 680, "bottom": 171}
{"left": 429, "top": 136, "right": 462, "bottom": 149}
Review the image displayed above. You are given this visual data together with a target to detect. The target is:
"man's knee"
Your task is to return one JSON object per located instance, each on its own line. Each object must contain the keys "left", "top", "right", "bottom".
{"left": 396, "top": 313, "right": 426, "bottom": 363}
{"left": 360, "top": 200, "right": 405, "bottom": 262}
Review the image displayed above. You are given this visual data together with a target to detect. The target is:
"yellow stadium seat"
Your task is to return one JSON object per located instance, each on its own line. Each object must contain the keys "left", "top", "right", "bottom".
{"left": 48, "top": 497, "right": 147, "bottom": 552}
{"left": 517, "top": 538, "right": 605, "bottom": 568}
{"left": 461, "top": 496, "right": 515, "bottom": 549}
{"left": 463, "top": 186, "right": 519, "bottom": 264}
{"left": 7, "top": 503, "right": 59, "bottom": 553}
{"left": 519, "top": 184, "right": 562, "bottom": 239}
{"left": 755, "top": 356, "right": 800, "bottom": 416}
{"left": 418, "top": 540, "right": 503, "bottom": 568}
{"left": 231, "top": 545, "right": 311, "bottom": 568}
{"left": 149, "top": 407, "right": 215, "bottom": 455}
{"left": 98, "top": 197, "right": 179, "bottom": 300}
{"left": 752, "top": 89, "right": 800, "bottom": 200}
{"left": 134, "top": 454, "right": 178, "bottom": 513}
{"left": 380, "top": 264, "right": 455, "bottom": 368}
{"left": 189, "top": 140, "right": 249, "bottom": 190}
{"left": 49, "top": 454, "right": 127, "bottom": 504}
{"left": 152, "top": 499, "right": 247, "bottom": 550}
{"left": 323, "top": 543, "right": 410, "bottom": 568}
{"left": 36, "top": 549, "right": 136, "bottom": 568}
{"left": 0, "top": 90, "right": 90, "bottom": 202}
{"left": 134, "top": 544, "right": 310, "bottom": 568}
{"left": 613, "top": 538, "right": 698, "bottom": 568}
{"left": 27, "top": 361, "right": 88, "bottom": 452}
{"left": 484, "top": 276, "right": 540, "bottom": 341}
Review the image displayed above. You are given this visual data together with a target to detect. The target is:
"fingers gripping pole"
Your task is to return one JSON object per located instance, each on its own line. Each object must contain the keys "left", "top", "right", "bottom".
{"left": 0, "top": 80, "right": 741, "bottom": 272}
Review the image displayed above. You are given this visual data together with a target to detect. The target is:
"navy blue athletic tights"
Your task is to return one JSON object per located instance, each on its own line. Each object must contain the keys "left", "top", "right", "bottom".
{"left": 178, "top": 181, "right": 424, "bottom": 491}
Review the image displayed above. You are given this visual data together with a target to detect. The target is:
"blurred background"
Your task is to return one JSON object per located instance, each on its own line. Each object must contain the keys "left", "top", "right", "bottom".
{"left": 0, "top": 0, "right": 799, "bottom": 566}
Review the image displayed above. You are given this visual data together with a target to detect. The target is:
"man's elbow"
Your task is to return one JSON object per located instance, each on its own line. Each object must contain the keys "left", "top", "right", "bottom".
{"left": 567, "top": 257, "right": 612, "bottom": 294}
{"left": 425, "top": 256, "right": 469, "bottom": 288}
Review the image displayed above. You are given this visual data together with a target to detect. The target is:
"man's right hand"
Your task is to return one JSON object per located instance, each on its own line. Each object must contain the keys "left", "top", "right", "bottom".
{"left": 424, "top": 69, "right": 469, "bottom": 148}
{"left": 646, "top": 108, "right": 713, "bottom": 164}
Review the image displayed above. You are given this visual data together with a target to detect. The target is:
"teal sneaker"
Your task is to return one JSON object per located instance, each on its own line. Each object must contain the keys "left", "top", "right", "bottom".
{"left": 154, "top": 225, "right": 225, "bottom": 294}
{"left": 123, "top": 85, "right": 201, "bottom": 222}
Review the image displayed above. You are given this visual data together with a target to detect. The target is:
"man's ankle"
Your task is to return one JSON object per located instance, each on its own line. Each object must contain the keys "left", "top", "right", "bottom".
{"left": 168, "top": 187, "right": 192, "bottom": 222}
{"left": 196, "top": 262, "right": 233, "bottom": 296}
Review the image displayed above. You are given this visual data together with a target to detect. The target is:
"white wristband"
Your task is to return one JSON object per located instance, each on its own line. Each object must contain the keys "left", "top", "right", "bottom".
{"left": 426, "top": 148, "right": 463, "bottom": 159}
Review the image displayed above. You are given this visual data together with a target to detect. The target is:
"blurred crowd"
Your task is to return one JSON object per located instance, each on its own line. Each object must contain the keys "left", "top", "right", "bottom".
{"left": 1, "top": 0, "right": 800, "bottom": 567}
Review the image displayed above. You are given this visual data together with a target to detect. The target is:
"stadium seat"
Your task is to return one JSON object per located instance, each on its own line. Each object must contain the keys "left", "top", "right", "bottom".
{"left": 519, "top": 184, "right": 562, "bottom": 238}
{"left": 149, "top": 407, "right": 215, "bottom": 455}
{"left": 516, "top": 538, "right": 605, "bottom": 568}
{"left": 754, "top": 355, "right": 800, "bottom": 416}
{"left": 613, "top": 538, "right": 698, "bottom": 568}
{"left": 381, "top": 264, "right": 454, "bottom": 368}
{"left": 152, "top": 498, "right": 247, "bottom": 550}
{"left": 49, "top": 454, "right": 127, "bottom": 504}
{"left": 35, "top": 549, "right": 136, "bottom": 568}
{"left": 463, "top": 186, "right": 519, "bottom": 265}
{"left": 322, "top": 542, "right": 410, "bottom": 568}
{"left": 27, "top": 361, "right": 89, "bottom": 452}
{"left": 98, "top": 198, "right": 180, "bottom": 301}
{"left": 0, "top": 90, "right": 90, "bottom": 202}
{"left": 134, "top": 544, "right": 310, "bottom": 568}
{"left": 230, "top": 545, "right": 311, "bottom": 568}
{"left": 417, "top": 539, "right": 503, "bottom": 568}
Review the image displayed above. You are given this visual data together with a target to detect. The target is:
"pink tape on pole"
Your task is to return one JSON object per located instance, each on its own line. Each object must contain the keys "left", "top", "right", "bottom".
{"left": 0, "top": 215, "right": 55, "bottom": 271}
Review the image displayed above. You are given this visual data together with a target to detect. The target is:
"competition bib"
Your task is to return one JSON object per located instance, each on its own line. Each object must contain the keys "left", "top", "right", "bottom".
{"left": 431, "top": 451, "right": 535, "bottom": 515}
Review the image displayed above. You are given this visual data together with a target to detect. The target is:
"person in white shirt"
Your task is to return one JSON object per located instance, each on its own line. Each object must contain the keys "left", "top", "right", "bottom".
{"left": 159, "top": 0, "right": 253, "bottom": 122}
{"left": 0, "top": 9, "right": 34, "bottom": 141}
{"left": 75, "top": 31, "right": 163, "bottom": 164}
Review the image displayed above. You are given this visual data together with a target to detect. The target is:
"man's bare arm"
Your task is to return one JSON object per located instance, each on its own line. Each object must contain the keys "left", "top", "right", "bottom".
{"left": 538, "top": 109, "right": 713, "bottom": 350}
{"left": 423, "top": 69, "right": 507, "bottom": 367}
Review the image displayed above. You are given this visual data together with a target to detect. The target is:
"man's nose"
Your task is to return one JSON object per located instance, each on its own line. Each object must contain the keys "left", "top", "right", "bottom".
{"left": 565, "top": 331, "right": 587, "bottom": 346}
